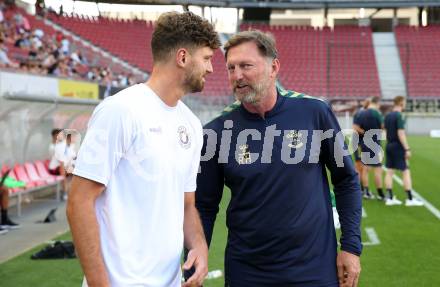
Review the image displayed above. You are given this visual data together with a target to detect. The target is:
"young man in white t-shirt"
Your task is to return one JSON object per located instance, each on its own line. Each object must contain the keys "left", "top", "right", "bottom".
{"left": 48, "top": 129, "right": 70, "bottom": 197}
{"left": 67, "top": 12, "right": 220, "bottom": 287}
{"left": 48, "top": 128, "right": 65, "bottom": 175}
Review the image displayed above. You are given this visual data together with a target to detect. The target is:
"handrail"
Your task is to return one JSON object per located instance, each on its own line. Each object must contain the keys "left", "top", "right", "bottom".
{"left": 3, "top": 94, "right": 100, "bottom": 106}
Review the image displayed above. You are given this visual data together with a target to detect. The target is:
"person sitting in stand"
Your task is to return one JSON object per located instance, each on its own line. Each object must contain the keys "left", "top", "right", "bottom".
{"left": 0, "top": 169, "right": 25, "bottom": 234}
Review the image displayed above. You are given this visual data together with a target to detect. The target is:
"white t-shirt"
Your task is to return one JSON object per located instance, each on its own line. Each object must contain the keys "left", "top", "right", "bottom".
{"left": 49, "top": 141, "right": 66, "bottom": 170}
{"left": 73, "top": 84, "right": 203, "bottom": 287}
{"left": 64, "top": 144, "right": 77, "bottom": 173}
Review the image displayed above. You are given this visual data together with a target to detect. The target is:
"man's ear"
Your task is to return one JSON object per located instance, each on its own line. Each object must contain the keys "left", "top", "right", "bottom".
{"left": 271, "top": 58, "right": 280, "bottom": 78}
{"left": 176, "top": 48, "right": 188, "bottom": 68}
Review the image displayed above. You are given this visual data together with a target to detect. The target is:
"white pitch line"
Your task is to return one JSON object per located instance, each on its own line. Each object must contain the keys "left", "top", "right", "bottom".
{"left": 362, "top": 207, "right": 367, "bottom": 218}
{"left": 391, "top": 173, "right": 440, "bottom": 220}
{"left": 363, "top": 227, "right": 381, "bottom": 246}
{"left": 337, "top": 227, "right": 380, "bottom": 246}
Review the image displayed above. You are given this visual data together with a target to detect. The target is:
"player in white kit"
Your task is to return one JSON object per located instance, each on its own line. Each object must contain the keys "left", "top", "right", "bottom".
{"left": 67, "top": 11, "right": 220, "bottom": 287}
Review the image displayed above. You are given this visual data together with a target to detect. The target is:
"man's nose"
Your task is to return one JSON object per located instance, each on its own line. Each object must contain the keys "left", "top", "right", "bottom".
{"left": 229, "top": 68, "right": 243, "bottom": 81}
{"left": 206, "top": 61, "right": 213, "bottom": 74}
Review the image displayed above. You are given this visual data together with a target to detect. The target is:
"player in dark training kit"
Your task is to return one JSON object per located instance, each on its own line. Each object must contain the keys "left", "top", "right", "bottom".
{"left": 384, "top": 96, "right": 423, "bottom": 207}
{"left": 356, "top": 96, "right": 385, "bottom": 200}
{"left": 196, "top": 30, "right": 362, "bottom": 287}
{"left": 352, "top": 98, "right": 370, "bottom": 183}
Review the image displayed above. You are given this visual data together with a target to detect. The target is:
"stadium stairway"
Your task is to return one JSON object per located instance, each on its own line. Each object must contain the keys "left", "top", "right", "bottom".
{"left": 372, "top": 32, "right": 407, "bottom": 99}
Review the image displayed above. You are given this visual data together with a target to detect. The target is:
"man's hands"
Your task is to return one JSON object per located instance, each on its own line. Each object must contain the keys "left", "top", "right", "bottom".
{"left": 182, "top": 247, "right": 208, "bottom": 287}
{"left": 182, "top": 192, "right": 209, "bottom": 286}
{"left": 337, "top": 250, "right": 361, "bottom": 287}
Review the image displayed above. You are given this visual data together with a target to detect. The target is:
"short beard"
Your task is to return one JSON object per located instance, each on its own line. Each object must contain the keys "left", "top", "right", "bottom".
{"left": 235, "top": 77, "right": 270, "bottom": 104}
{"left": 184, "top": 68, "right": 204, "bottom": 93}
{"left": 234, "top": 63, "right": 272, "bottom": 104}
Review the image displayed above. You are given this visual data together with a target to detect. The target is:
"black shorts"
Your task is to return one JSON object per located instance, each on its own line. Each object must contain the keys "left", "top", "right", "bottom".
{"left": 386, "top": 143, "right": 408, "bottom": 171}
{"left": 360, "top": 142, "right": 383, "bottom": 167}
{"left": 48, "top": 167, "right": 61, "bottom": 175}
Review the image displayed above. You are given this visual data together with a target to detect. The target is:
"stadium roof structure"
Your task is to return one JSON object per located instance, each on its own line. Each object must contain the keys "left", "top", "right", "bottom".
{"left": 81, "top": 0, "right": 440, "bottom": 8}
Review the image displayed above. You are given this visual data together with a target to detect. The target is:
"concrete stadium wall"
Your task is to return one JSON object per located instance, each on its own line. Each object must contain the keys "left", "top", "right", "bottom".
{"left": 406, "top": 114, "right": 440, "bottom": 135}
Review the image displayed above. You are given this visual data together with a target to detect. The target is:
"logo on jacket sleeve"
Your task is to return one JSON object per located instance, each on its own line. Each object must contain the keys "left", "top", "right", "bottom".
{"left": 177, "top": 126, "right": 191, "bottom": 149}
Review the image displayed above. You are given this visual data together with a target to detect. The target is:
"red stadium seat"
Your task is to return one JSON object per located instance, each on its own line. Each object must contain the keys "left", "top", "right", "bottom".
{"left": 13, "top": 164, "right": 44, "bottom": 188}
{"left": 395, "top": 25, "right": 440, "bottom": 98}
{"left": 50, "top": 14, "right": 153, "bottom": 72}
{"left": 34, "top": 160, "right": 64, "bottom": 182}
{"left": 241, "top": 24, "right": 381, "bottom": 99}
{"left": 24, "top": 162, "right": 56, "bottom": 184}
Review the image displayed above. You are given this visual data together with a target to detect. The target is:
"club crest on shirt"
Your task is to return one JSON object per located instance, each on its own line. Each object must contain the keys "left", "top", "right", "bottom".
{"left": 286, "top": 130, "right": 304, "bottom": 149}
{"left": 237, "top": 144, "right": 252, "bottom": 164}
{"left": 177, "top": 126, "right": 191, "bottom": 149}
